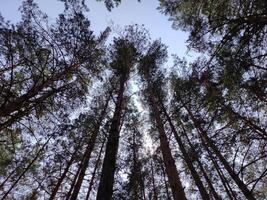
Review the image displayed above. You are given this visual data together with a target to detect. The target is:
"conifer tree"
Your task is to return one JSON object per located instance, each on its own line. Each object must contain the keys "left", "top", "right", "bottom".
{"left": 138, "top": 40, "right": 187, "bottom": 200}
{"left": 96, "top": 25, "right": 146, "bottom": 200}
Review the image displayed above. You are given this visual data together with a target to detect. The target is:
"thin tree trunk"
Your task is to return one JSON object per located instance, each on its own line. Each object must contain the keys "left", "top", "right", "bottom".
{"left": 141, "top": 169, "right": 146, "bottom": 200}
{"left": 85, "top": 138, "right": 105, "bottom": 200}
{"left": 150, "top": 159, "right": 158, "bottom": 200}
{"left": 65, "top": 159, "right": 83, "bottom": 200}
{"left": 182, "top": 125, "right": 222, "bottom": 200}
{"left": 0, "top": 166, "right": 18, "bottom": 190}
{"left": 69, "top": 94, "right": 111, "bottom": 200}
{"left": 180, "top": 100, "right": 256, "bottom": 200}
{"left": 207, "top": 148, "right": 236, "bottom": 200}
{"left": 49, "top": 147, "right": 79, "bottom": 200}
{"left": 1, "top": 137, "right": 51, "bottom": 200}
{"left": 160, "top": 159, "right": 171, "bottom": 200}
{"left": 182, "top": 120, "right": 235, "bottom": 200}
{"left": 132, "top": 132, "right": 142, "bottom": 200}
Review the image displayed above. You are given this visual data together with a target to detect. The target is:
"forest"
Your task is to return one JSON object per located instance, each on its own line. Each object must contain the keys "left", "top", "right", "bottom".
{"left": 0, "top": 0, "right": 266, "bottom": 199}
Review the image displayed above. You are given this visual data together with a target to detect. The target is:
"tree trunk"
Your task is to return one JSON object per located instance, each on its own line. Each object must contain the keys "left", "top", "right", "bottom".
{"left": 210, "top": 152, "right": 237, "bottom": 200}
{"left": 96, "top": 74, "right": 127, "bottom": 200}
{"left": 160, "top": 159, "right": 171, "bottom": 200}
{"left": 132, "top": 132, "right": 142, "bottom": 200}
{"left": 85, "top": 138, "right": 105, "bottom": 200}
{"left": 181, "top": 100, "right": 256, "bottom": 200}
{"left": 141, "top": 169, "right": 146, "bottom": 200}
{"left": 0, "top": 165, "right": 18, "bottom": 190}
{"left": 150, "top": 159, "right": 158, "bottom": 200}
{"left": 182, "top": 125, "right": 222, "bottom": 200}
{"left": 148, "top": 95, "right": 187, "bottom": 200}
{"left": 159, "top": 101, "right": 210, "bottom": 200}
{"left": 69, "top": 94, "right": 111, "bottom": 200}
{"left": 181, "top": 117, "right": 235, "bottom": 200}
{"left": 65, "top": 160, "right": 83, "bottom": 200}
{"left": 49, "top": 147, "right": 79, "bottom": 200}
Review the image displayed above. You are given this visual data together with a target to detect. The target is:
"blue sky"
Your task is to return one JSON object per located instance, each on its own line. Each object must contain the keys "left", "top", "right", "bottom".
{"left": 0, "top": 0, "right": 195, "bottom": 65}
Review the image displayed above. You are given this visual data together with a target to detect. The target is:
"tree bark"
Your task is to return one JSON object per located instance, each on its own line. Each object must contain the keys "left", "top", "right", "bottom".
{"left": 131, "top": 130, "right": 143, "bottom": 200}
{"left": 0, "top": 165, "right": 18, "bottom": 190}
{"left": 210, "top": 150, "right": 237, "bottom": 200}
{"left": 141, "top": 168, "right": 146, "bottom": 200}
{"left": 160, "top": 158, "right": 171, "bottom": 200}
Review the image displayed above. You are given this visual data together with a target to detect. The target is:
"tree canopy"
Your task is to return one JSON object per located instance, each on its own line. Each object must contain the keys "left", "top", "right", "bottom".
{"left": 0, "top": 0, "right": 266, "bottom": 199}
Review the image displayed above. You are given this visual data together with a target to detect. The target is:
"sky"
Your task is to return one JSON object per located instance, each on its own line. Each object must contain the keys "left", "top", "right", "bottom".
{"left": 0, "top": 0, "right": 194, "bottom": 65}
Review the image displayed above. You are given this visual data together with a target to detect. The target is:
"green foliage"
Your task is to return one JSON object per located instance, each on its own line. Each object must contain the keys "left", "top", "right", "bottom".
{"left": 0, "top": 0, "right": 108, "bottom": 133}
{"left": 97, "top": 0, "right": 141, "bottom": 11}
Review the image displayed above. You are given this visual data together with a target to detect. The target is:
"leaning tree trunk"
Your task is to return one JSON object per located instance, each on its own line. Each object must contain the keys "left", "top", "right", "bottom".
{"left": 0, "top": 163, "right": 20, "bottom": 190}
{"left": 207, "top": 144, "right": 237, "bottom": 200}
{"left": 66, "top": 157, "right": 84, "bottom": 200}
{"left": 1, "top": 137, "right": 51, "bottom": 199}
{"left": 181, "top": 124, "right": 222, "bottom": 200}
{"left": 180, "top": 99, "right": 256, "bottom": 200}
{"left": 159, "top": 100, "right": 210, "bottom": 200}
{"left": 49, "top": 147, "right": 79, "bottom": 200}
{"left": 96, "top": 73, "right": 128, "bottom": 200}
